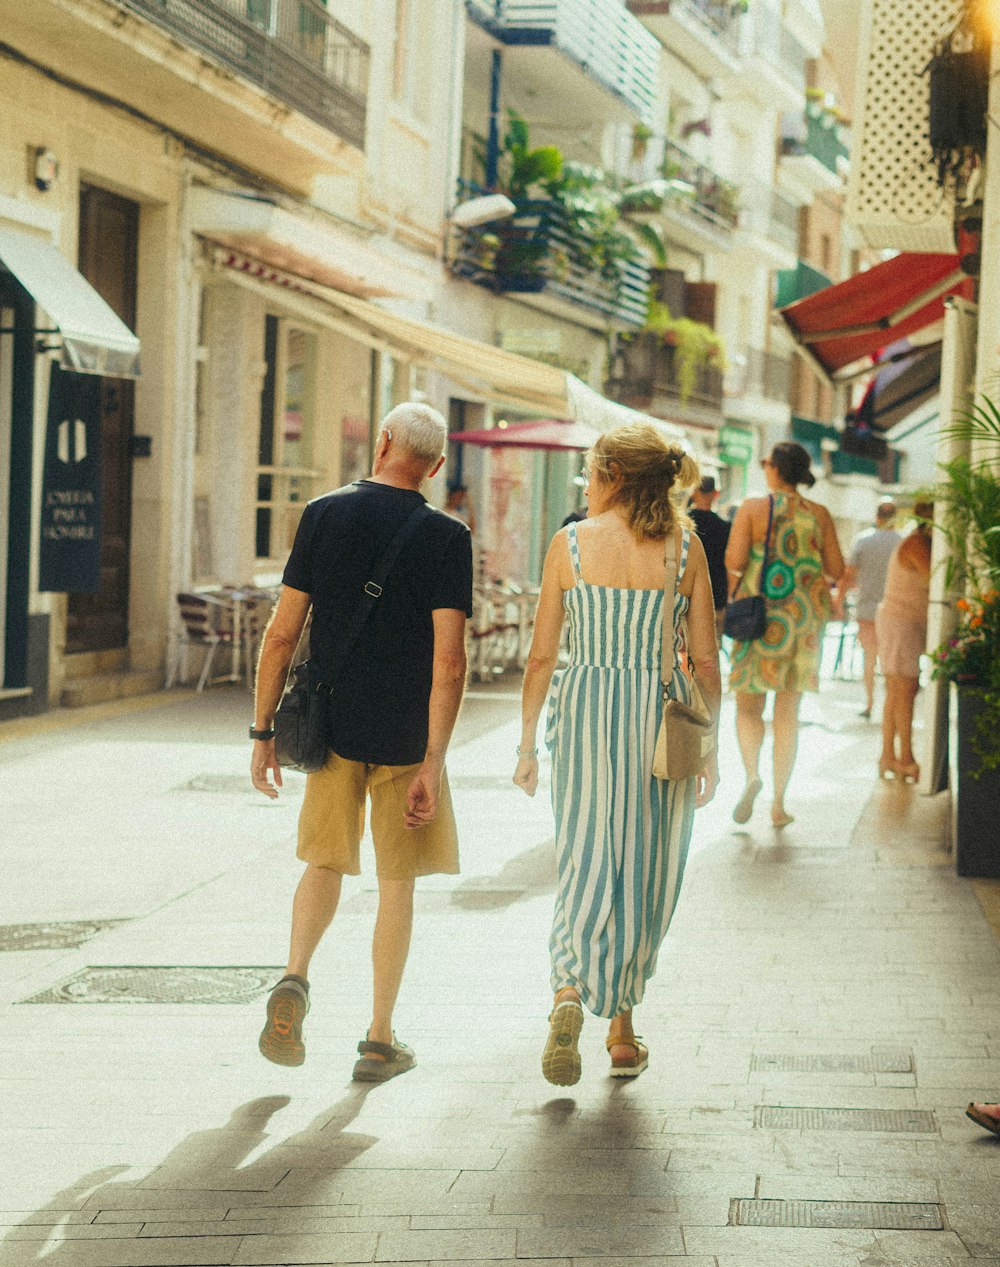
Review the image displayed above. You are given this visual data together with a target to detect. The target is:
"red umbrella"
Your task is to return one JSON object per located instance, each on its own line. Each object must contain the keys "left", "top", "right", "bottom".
{"left": 448, "top": 418, "right": 597, "bottom": 451}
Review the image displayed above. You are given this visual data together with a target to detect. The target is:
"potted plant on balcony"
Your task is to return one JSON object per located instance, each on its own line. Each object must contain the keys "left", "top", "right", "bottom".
{"left": 929, "top": 396, "right": 1000, "bottom": 874}
{"left": 645, "top": 299, "right": 725, "bottom": 404}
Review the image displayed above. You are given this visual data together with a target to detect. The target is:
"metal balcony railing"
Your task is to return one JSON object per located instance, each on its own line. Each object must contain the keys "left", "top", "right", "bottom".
{"left": 668, "top": 0, "right": 741, "bottom": 50}
{"left": 781, "top": 105, "right": 851, "bottom": 175}
{"left": 740, "top": 180, "right": 799, "bottom": 252}
{"left": 120, "top": 0, "right": 370, "bottom": 148}
{"left": 661, "top": 140, "right": 740, "bottom": 232}
{"left": 729, "top": 346, "right": 793, "bottom": 401}
{"left": 465, "top": 0, "right": 659, "bottom": 120}
{"left": 450, "top": 184, "right": 651, "bottom": 328}
{"left": 743, "top": 3, "right": 807, "bottom": 92}
{"left": 606, "top": 333, "right": 724, "bottom": 410}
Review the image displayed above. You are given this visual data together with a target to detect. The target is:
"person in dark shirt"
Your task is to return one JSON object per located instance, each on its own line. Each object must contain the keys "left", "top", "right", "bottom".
{"left": 250, "top": 403, "right": 472, "bottom": 1081}
{"left": 689, "top": 475, "right": 731, "bottom": 641}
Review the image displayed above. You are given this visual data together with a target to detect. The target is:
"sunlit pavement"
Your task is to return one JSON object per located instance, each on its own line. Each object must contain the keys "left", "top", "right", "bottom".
{"left": 0, "top": 670, "right": 998, "bottom": 1267}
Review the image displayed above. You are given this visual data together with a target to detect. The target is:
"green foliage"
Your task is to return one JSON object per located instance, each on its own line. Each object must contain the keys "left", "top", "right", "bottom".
{"left": 930, "top": 394, "right": 1000, "bottom": 774}
{"left": 645, "top": 299, "right": 725, "bottom": 403}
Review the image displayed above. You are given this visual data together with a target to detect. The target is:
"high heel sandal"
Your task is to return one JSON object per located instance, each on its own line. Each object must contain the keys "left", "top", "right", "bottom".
{"left": 606, "top": 1035, "right": 649, "bottom": 1079}
{"left": 896, "top": 761, "right": 920, "bottom": 784}
{"left": 878, "top": 757, "right": 898, "bottom": 780}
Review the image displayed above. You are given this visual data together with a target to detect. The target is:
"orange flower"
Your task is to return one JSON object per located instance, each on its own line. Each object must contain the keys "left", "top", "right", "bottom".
{"left": 971, "top": 615, "right": 984, "bottom": 628}
{"left": 957, "top": 598, "right": 970, "bottom": 611}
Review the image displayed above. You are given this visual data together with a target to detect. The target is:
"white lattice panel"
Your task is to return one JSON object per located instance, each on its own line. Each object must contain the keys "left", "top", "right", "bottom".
{"left": 846, "top": 0, "right": 960, "bottom": 251}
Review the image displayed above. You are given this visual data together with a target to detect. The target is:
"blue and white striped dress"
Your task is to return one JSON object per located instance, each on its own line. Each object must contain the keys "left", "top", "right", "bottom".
{"left": 544, "top": 522, "right": 697, "bottom": 1019}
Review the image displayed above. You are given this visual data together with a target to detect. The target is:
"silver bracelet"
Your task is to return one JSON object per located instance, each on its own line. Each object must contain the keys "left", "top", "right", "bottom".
{"left": 516, "top": 745, "right": 538, "bottom": 758}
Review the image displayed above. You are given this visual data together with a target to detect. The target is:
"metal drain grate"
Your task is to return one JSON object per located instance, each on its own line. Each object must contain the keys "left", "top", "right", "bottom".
{"left": 0, "top": 920, "right": 127, "bottom": 952}
{"left": 756, "top": 1106, "right": 937, "bottom": 1133}
{"left": 19, "top": 966, "right": 283, "bottom": 1004}
{"left": 730, "top": 1199, "right": 944, "bottom": 1230}
{"left": 751, "top": 1050, "right": 913, "bottom": 1074}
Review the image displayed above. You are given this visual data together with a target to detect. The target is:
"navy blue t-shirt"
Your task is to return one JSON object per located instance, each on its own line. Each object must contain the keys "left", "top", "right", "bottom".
{"left": 282, "top": 480, "right": 473, "bottom": 765}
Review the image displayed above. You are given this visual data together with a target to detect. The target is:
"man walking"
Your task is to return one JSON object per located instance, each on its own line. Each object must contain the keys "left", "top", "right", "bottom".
{"left": 689, "top": 475, "right": 731, "bottom": 641}
{"left": 841, "top": 499, "right": 901, "bottom": 718}
{"left": 250, "top": 403, "right": 472, "bottom": 1081}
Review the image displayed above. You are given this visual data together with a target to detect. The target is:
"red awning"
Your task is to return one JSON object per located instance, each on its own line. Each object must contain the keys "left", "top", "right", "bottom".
{"left": 449, "top": 418, "right": 598, "bottom": 451}
{"left": 778, "top": 253, "right": 972, "bottom": 383}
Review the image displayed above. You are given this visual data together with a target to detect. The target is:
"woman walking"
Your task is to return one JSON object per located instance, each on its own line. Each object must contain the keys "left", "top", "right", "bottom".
{"left": 725, "top": 442, "right": 844, "bottom": 828}
{"left": 514, "top": 423, "right": 721, "bottom": 1085}
{"left": 875, "top": 501, "right": 932, "bottom": 782}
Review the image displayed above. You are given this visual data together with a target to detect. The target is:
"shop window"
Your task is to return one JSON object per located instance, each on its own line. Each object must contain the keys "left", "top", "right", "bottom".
{"left": 255, "top": 317, "right": 320, "bottom": 563}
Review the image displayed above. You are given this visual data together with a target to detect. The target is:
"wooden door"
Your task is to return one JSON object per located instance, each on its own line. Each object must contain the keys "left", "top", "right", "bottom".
{"left": 66, "top": 186, "right": 139, "bottom": 654}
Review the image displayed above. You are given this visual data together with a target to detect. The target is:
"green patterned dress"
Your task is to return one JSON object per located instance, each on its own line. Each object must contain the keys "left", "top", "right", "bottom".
{"left": 729, "top": 492, "right": 831, "bottom": 694}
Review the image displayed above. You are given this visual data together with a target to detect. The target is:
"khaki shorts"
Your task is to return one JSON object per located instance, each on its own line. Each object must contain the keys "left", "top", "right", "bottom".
{"left": 296, "top": 751, "right": 460, "bottom": 880}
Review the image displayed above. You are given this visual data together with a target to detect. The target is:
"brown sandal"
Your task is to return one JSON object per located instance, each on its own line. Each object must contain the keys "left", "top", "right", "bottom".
{"left": 966, "top": 1102, "right": 1000, "bottom": 1135}
{"left": 606, "top": 1035, "right": 648, "bottom": 1078}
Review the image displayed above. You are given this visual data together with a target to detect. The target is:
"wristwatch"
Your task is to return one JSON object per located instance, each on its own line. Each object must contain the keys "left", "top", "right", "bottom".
{"left": 249, "top": 726, "right": 275, "bottom": 741}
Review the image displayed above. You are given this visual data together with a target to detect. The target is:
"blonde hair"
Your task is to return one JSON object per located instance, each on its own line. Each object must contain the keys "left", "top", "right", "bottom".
{"left": 588, "top": 423, "right": 700, "bottom": 539}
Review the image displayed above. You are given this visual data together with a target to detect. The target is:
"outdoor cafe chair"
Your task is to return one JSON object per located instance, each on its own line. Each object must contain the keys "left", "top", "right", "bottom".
{"left": 165, "top": 591, "right": 242, "bottom": 692}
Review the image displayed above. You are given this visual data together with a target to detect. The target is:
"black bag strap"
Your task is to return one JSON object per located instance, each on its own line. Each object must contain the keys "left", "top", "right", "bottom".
{"left": 322, "top": 502, "right": 433, "bottom": 689}
{"left": 730, "top": 494, "right": 774, "bottom": 601}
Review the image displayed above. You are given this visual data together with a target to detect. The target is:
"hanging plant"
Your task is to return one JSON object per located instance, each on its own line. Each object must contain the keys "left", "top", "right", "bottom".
{"left": 645, "top": 299, "right": 726, "bottom": 404}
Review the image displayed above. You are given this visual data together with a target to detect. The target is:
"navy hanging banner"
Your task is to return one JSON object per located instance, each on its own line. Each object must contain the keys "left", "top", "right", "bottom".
{"left": 39, "top": 365, "right": 103, "bottom": 593}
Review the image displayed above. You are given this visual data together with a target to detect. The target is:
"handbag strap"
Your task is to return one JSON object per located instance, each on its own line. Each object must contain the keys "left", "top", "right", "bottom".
{"left": 730, "top": 494, "right": 774, "bottom": 601}
{"left": 661, "top": 532, "right": 680, "bottom": 689}
{"left": 323, "top": 502, "right": 433, "bottom": 688}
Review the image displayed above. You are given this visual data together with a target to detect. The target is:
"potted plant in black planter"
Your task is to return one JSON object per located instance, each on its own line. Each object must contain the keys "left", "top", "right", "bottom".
{"left": 930, "top": 397, "right": 1000, "bottom": 874}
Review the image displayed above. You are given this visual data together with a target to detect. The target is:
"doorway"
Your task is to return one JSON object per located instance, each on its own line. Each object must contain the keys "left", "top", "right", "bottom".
{"left": 65, "top": 185, "right": 139, "bottom": 654}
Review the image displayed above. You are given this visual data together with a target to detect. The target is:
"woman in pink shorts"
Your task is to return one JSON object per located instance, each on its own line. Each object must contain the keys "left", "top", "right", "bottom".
{"left": 875, "top": 502, "right": 932, "bottom": 782}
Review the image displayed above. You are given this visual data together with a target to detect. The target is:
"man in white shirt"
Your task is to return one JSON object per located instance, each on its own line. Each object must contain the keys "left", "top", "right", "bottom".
{"left": 841, "top": 500, "right": 902, "bottom": 718}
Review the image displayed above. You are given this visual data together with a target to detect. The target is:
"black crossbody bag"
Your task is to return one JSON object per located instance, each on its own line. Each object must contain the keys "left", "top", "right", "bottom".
{"left": 274, "top": 503, "right": 432, "bottom": 772}
{"left": 722, "top": 495, "right": 774, "bottom": 643}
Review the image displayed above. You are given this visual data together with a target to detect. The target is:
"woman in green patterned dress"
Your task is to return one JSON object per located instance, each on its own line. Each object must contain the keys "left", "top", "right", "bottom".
{"left": 725, "top": 442, "right": 844, "bottom": 827}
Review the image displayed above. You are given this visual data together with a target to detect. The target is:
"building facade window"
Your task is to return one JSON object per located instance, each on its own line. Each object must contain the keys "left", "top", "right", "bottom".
{"left": 255, "top": 316, "right": 321, "bottom": 564}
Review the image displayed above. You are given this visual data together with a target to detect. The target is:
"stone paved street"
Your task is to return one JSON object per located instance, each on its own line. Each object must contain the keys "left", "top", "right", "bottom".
{"left": 1, "top": 679, "right": 999, "bottom": 1266}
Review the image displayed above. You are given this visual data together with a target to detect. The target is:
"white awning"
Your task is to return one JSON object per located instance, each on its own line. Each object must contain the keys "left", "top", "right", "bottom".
{"left": 0, "top": 226, "right": 141, "bottom": 379}
{"left": 208, "top": 245, "right": 686, "bottom": 441}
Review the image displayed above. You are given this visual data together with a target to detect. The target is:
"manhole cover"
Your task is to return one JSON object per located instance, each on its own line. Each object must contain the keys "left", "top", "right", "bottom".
{"left": 0, "top": 920, "right": 127, "bottom": 952}
{"left": 756, "top": 1106, "right": 937, "bottom": 1133}
{"left": 19, "top": 966, "right": 283, "bottom": 1004}
{"left": 730, "top": 1199, "right": 944, "bottom": 1230}
{"left": 751, "top": 1050, "right": 912, "bottom": 1074}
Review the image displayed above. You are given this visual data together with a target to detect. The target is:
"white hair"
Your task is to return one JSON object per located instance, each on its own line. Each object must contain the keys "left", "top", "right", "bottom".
{"left": 380, "top": 402, "right": 447, "bottom": 467}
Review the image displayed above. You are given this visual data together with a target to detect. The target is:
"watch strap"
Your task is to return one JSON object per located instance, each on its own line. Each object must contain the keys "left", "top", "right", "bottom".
{"left": 249, "top": 725, "right": 275, "bottom": 741}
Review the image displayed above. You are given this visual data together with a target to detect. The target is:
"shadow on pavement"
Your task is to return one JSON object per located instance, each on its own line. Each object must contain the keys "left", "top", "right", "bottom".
{"left": 1, "top": 1088, "right": 380, "bottom": 1262}
{"left": 449, "top": 839, "right": 556, "bottom": 911}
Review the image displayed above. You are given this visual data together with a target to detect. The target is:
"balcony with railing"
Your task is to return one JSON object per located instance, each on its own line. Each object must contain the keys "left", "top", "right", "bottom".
{"left": 120, "top": 0, "right": 370, "bottom": 147}
{"left": 450, "top": 185, "right": 651, "bottom": 328}
{"left": 657, "top": 140, "right": 740, "bottom": 251}
{"left": 465, "top": 0, "right": 659, "bottom": 121}
{"left": 606, "top": 332, "right": 724, "bottom": 414}
{"left": 738, "top": 180, "right": 799, "bottom": 262}
{"left": 780, "top": 103, "right": 850, "bottom": 192}
{"left": 626, "top": 0, "right": 741, "bottom": 80}
{"left": 738, "top": 2, "right": 807, "bottom": 112}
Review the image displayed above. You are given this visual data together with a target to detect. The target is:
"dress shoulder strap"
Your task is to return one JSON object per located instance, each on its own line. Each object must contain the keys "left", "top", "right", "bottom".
{"left": 566, "top": 522, "right": 583, "bottom": 584}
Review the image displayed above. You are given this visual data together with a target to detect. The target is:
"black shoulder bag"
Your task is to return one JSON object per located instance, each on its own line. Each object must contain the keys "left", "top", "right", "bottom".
{"left": 722, "top": 495, "right": 774, "bottom": 643}
{"left": 274, "top": 503, "right": 431, "bottom": 772}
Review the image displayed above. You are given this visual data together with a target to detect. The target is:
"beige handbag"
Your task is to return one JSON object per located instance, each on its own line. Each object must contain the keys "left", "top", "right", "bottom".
{"left": 652, "top": 540, "right": 716, "bottom": 781}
